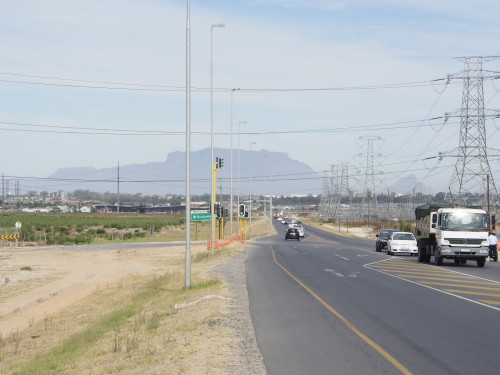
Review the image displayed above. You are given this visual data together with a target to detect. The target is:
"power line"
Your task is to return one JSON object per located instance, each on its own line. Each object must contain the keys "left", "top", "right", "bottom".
{"left": 0, "top": 70, "right": 467, "bottom": 93}
{"left": 0, "top": 117, "right": 459, "bottom": 136}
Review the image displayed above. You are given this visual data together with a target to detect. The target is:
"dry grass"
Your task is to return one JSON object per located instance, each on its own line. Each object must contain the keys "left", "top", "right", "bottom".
{"left": 0, "top": 248, "right": 238, "bottom": 375}
{"left": 0, "top": 217, "right": 273, "bottom": 375}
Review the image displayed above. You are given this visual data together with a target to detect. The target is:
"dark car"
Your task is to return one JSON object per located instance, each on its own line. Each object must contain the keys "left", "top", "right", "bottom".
{"left": 375, "top": 229, "right": 399, "bottom": 252}
{"left": 285, "top": 228, "right": 300, "bottom": 241}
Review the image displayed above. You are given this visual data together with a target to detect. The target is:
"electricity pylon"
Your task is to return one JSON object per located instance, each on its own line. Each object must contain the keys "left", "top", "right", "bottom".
{"left": 358, "top": 136, "right": 382, "bottom": 222}
{"left": 444, "top": 56, "right": 500, "bottom": 211}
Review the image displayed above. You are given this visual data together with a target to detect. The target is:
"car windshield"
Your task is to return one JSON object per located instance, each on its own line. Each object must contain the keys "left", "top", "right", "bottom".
{"left": 380, "top": 230, "right": 396, "bottom": 236}
{"left": 441, "top": 212, "right": 488, "bottom": 231}
{"left": 393, "top": 233, "right": 415, "bottom": 241}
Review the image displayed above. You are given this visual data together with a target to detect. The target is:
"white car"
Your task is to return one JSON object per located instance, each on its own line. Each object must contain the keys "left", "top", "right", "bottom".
{"left": 387, "top": 232, "right": 418, "bottom": 256}
{"left": 293, "top": 225, "right": 304, "bottom": 238}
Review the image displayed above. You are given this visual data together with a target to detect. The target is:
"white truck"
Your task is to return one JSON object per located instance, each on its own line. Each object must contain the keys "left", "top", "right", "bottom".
{"left": 415, "top": 201, "right": 490, "bottom": 267}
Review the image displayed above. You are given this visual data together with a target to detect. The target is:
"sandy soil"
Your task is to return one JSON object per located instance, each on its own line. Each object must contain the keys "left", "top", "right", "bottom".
{"left": 0, "top": 245, "right": 192, "bottom": 337}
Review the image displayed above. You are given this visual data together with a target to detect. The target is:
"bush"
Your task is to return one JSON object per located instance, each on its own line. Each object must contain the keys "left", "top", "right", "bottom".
{"left": 398, "top": 219, "right": 414, "bottom": 232}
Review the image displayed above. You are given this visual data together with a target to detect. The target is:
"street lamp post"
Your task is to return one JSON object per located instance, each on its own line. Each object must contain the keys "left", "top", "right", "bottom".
{"left": 210, "top": 23, "right": 225, "bottom": 255}
{"left": 185, "top": 0, "right": 192, "bottom": 288}
{"left": 249, "top": 141, "right": 256, "bottom": 236}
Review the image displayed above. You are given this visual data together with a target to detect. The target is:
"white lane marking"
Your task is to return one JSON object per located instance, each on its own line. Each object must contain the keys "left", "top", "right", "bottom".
{"left": 347, "top": 272, "right": 360, "bottom": 278}
{"left": 335, "top": 254, "right": 350, "bottom": 261}
{"left": 325, "top": 268, "right": 345, "bottom": 277}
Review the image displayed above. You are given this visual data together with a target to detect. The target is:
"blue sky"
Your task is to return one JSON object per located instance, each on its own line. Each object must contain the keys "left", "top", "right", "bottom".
{"left": 0, "top": 0, "right": 499, "bottom": 195}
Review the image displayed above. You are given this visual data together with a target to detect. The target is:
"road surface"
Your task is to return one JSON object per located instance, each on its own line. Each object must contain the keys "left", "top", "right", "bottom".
{"left": 246, "top": 220, "right": 500, "bottom": 375}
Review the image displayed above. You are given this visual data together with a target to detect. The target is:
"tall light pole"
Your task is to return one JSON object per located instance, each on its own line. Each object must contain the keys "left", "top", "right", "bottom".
{"left": 249, "top": 141, "right": 256, "bottom": 236}
{"left": 210, "top": 23, "right": 225, "bottom": 254}
{"left": 185, "top": 0, "right": 192, "bottom": 288}
{"left": 237, "top": 121, "right": 246, "bottom": 212}
{"left": 230, "top": 88, "right": 240, "bottom": 238}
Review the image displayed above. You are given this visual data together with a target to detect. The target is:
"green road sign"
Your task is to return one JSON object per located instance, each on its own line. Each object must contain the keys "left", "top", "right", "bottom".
{"left": 191, "top": 212, "right": 211, "bottom": 221}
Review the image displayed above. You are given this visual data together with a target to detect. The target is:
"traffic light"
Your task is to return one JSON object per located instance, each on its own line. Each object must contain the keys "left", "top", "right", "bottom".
{"left": 214, "top": 203, "right": 221, "bottom": 219}
{"left": 239, "top": 204, "right": 245, "bottom": 217}
{"left": 224, "top": 207, "right": 229, "bottom": 218}
{"left": 244, "top": 210, "right": 248, "bottom": 218}
{"left": 216, "top": 157, "right": 224, "bottom": 169}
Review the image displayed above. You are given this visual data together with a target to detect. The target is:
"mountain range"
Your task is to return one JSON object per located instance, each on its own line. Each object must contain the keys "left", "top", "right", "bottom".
{"left": 47, "top": 148, "right": 323, "bottom": 196}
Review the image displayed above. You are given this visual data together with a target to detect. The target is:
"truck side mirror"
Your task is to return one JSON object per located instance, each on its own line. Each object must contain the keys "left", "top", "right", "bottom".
{"left": 431, "top": 224, "right": 436, "bottom": 229}
{"left": 432, "top": 213, "right": 437, "bottom": 224}
{"left": 416, "top": 230, "right": 421, "bottom": 236}
{"left": 376, "top": 234, "right": 379, "bottom": 237}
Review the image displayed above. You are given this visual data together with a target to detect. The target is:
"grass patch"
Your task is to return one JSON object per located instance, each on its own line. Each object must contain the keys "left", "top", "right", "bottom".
{"left": 19, "top": 265, "right": 33, "bottom": 271}
{"left": 11, "top": 274, "right": 175, "bottom": 375}
{"left": 8, "top": 270, "right": 227, "bottom": 375}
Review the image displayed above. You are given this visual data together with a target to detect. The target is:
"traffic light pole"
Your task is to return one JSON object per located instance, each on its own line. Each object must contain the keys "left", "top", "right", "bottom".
{"left": 211, "top": 162, "right": 217, "bottom": 255}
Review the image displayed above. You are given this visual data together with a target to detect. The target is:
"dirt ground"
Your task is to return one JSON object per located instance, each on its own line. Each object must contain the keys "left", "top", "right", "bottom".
{"left": 0, "top": 245, "right": 196, "bottom": 338}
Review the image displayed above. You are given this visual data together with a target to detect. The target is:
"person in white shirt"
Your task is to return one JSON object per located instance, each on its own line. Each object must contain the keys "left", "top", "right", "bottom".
{"left": 488, "top": 232, "right": 498, "bottom": 262}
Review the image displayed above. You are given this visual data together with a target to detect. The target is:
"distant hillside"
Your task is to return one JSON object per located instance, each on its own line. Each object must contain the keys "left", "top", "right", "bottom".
{"left": 389, "top": 174, "right": 428, "bottom": 194}
{"left": 47, "top": 148, "right": 322, "bottom": 196}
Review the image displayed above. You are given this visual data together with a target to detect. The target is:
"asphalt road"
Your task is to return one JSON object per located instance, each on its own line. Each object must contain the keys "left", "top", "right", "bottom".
{"left": 246, "top": 220, "right": 500, "bottom": 375}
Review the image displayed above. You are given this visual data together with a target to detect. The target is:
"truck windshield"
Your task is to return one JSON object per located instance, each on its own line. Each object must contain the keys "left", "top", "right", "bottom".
{"left": 441, "top": 212, "right": 488, "bottom": 231}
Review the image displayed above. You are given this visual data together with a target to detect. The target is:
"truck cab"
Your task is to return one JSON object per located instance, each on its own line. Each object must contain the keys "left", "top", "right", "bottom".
{"left": 416, "top": 204, "right": 490, "bottom": 267}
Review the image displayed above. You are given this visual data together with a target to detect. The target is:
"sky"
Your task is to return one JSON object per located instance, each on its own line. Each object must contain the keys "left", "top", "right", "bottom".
{"left": 0, "top": 0, "right": 500, "bottom": 196}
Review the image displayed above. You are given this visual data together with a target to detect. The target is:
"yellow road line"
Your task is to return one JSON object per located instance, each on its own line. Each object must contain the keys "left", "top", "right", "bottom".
{"left": 271, "top": 247, "right": 413, "bottom": 375}
{"left": 420, "top": 282, "right": 500, "bottom": 291}
{"left": 372, "top": 269, "right": 475, "bottom": 278}
{"left": 393, "top": 275, "right": 497, "bottom": 285}
{"left": 444, "top": 289, "right": 500, "bottom": 298}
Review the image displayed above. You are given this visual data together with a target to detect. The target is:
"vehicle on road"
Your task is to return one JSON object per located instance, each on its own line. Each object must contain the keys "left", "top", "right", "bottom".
{"left": 387, "top": 232, "right": 418, "bottom": 256}
{"left": 415, "top": 201, "right": 490, "bottom": 267}
{"left": 285, "top": 228, "right": 300, "bottom": 241}
{"left": 293, "top": 225, "right": 304, "bottom": 238}
{"left": 375, "top": 229, "right": 399, "bottom": 252}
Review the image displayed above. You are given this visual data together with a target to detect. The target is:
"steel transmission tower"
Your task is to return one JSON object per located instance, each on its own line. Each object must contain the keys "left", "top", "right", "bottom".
{"left": 319, "top": 164, "right": 351, "bottom": 221}
{"left": 338, "top": 164, "right": 351, "bottom": 220}
{"left": 359, "top": 136, "right": 382, "bottom": 222}
{"left": 320, "top": 164, "right": 339, "bottom": 219}
{"left": 445, "top": 56, "right": 500, "bottom": 211}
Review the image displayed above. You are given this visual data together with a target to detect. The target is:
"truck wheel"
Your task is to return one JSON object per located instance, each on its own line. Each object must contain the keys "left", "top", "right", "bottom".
{"left": 424, "top": 245, "right": 432, "bottom": 263}
{"left": 376, "top": 244, "right": 381, "bottom": 252}
{"left": 477, "top": 258, "right": 486, "bottom": 267}
{"left": 436, "top": 256, "right": 443, "bottom": 266}
{"left": 418, "top": 239, "right": 427, "bottom": 263}
{"left": 418, "top": 246, "right": 426, "bottom": 263}
{"left": 454, "top": 259, "right": 461, "bottom": 265}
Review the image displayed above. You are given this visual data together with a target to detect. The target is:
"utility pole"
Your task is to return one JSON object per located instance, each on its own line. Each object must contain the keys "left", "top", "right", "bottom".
{"left": 117, "top": 162, "right": 120, "bottom": 213}
{"left": 445, "top": 56, "right": 499, "bottom": 211}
